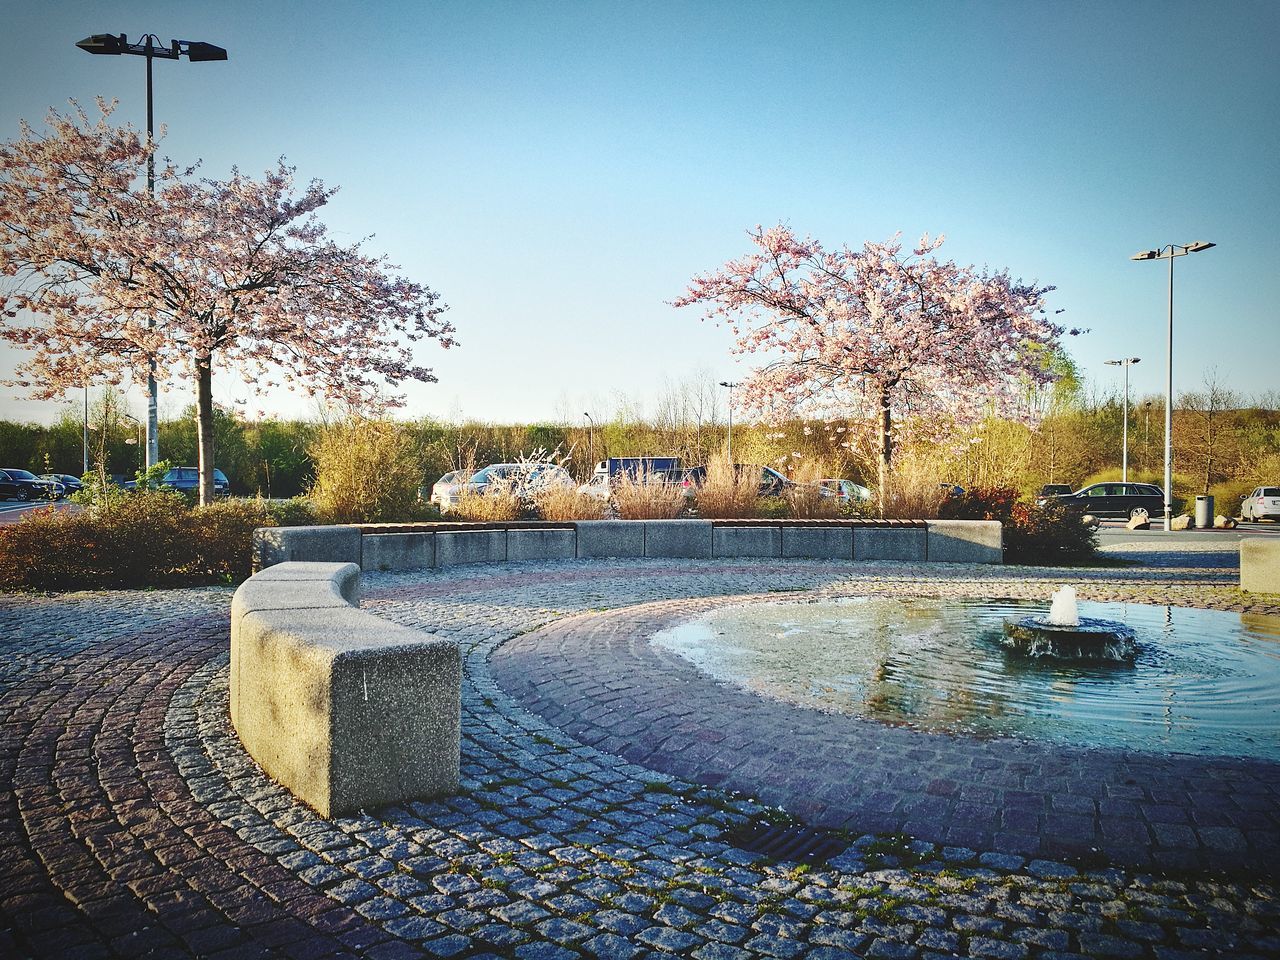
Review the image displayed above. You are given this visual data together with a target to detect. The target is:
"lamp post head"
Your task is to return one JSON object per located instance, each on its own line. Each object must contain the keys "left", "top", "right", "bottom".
{"left": 1185, "top": 240, "right": 1216, "bottom": 254}
{"left": 1130, "top": 249, "right": 1160, "bottom": 261}
{"left": 181, "top": 40, "right": 228, "bottom": 61}
{"left": 76, "top": 33, "right": 127, "bottom": 55}
{"left": 719, "top": 380, "right": 738, "bottom": 388}
{"left": 1129, "top": 357, "right": 1141, "bottom": 365}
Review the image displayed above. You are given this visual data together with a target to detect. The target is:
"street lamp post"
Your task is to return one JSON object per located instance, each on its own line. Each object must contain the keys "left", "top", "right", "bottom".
{"left": 1104, "top": 357, "right": 1141, "bottom": 483}
{"left": 1143, "top": 400, "right": 1153, "bottom": 476}
{"left": 1130, "top": 241, "right": 1215, "bottom": 531}
{"left": 583, "top": 412, "right": 595, "bottom": 477}
{"left": 82, "top": 384, "right": 89, "bottom": 475}
{"left": 718, "top": 381, "right": 739, "bottom": 463}
{"left": 76, "top": 32, "right": 227, "bottom": 472}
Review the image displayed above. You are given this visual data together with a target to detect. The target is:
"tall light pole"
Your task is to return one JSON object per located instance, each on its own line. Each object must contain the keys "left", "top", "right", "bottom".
{"left": 82, "top": 384, "right": 90, "bottom": 475}
{"left": 76, "top": 32, "right": 228, "bottom": 472}
{"left": 1104, "top": 357, "right": 1141, "bottom": 482}
{"left": 719, "top": 381, "right": 739, "bottom": 463}
{"left": 1143, "top": 400, "right": 1153, "bottom": 476}
{"left": 1130, "top": 241, "right": 1215, "bottom": 530}
{"left": 583, "top": 412, "right": 595, "bottom": 476}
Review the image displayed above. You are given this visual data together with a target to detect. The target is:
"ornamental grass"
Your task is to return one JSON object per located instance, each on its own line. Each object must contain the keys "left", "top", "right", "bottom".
{"left": 613, "top": 471, "right": 686, "bottom": 520}
{"left": 532, "top": 485, "right": 606, "bottom": 521}
{"left": 691, "top": 457, "right": 760, "bottom": 519}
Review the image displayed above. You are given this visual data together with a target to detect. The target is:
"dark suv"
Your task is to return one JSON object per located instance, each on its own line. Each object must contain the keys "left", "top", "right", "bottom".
{"left": 1042, "top": 482, "right": 1164, "bottom": 519}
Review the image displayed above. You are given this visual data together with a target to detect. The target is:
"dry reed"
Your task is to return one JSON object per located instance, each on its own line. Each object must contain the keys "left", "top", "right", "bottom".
{"left": 692, "top": 457, "right": 761, "bottom": 519}
{"left": 533, "top": 485, "right": 607, "bottom": 521}
{"left": 613, "top": 471, "right": 685, "bottom": 520}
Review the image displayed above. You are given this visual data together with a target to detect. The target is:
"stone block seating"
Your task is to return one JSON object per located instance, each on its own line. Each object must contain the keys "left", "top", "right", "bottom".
{"left": 1241, "top": 538, "right": 1280, "bottom": 595}
{"left": 230, "top": 562, "right": 461, "bottom": 817}
{"left": 254, "top": 519, "right": 1004, "bottom": 572}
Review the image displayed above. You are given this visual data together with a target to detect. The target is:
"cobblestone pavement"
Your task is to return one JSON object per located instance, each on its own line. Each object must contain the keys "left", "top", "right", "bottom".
{"left": 2, "top": 546, "right": 1279, "bottom": 958}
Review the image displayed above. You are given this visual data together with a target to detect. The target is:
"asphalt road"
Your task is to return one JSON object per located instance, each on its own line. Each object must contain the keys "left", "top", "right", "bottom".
{"left": 1096, "top": 519, "right": 1280, "bottom": 544}
{"left": 0, "top": 499, "right": 74, "bottom": 524}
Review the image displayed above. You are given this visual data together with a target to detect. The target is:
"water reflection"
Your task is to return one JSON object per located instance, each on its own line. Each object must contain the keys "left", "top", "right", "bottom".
{"left": 651, "top": 597, "right": 1280, "bottom": 762}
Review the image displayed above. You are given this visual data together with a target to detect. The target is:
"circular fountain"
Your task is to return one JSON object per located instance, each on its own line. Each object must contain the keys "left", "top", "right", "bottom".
{"left": 1000, "top": 586, "right": 1138, "bottom": 661}
{"left": 650, "top": 594, "right": 1280, "bottom": 761}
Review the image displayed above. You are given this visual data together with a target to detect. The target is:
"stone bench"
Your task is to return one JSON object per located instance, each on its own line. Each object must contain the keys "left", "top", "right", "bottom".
{"left": 255, "top": 519, "right": 1002, "bottom": 571}
{"left": 230, "top": 562, "right": 461, "bottom": 817}
{"left": 1241, "top": 538, "right": 1280, "bottom": 595}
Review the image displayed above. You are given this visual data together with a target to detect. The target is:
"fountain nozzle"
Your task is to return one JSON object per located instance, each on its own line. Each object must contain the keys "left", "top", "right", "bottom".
{"left": 1046, "top": 586, "right": 1079, "bottom": 627}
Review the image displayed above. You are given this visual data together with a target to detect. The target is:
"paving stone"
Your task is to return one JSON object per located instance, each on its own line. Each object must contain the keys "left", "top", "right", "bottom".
{"left": 2, "top": 555, "right": 1278, "bottom": 960}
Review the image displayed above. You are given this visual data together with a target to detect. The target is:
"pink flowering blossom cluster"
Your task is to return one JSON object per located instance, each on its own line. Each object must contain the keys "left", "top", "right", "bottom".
{"left": 673, "top": 224, "right": 1072, "bottom": 492}
{"left": 0, "top": 101, "right": 453, "bottom": 503}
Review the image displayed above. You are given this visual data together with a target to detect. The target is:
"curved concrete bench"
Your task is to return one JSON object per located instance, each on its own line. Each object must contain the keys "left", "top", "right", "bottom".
{"left": 230, "top": 562, "right": 461, "bottom": 817}
{"left": 254, "top": 518, "right": 1003, "bottom": 571}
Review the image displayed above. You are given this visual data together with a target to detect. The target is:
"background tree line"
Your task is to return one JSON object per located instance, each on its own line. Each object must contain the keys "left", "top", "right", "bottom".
{"left": 4, "top": 375, "right": 1278, "bottom": 512}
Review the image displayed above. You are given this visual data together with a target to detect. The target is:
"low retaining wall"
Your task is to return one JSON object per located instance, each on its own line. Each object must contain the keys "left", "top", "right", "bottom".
{"left": 230, "top": 562, "right": 461, "bottom": 817}
{"left": 255, "top": 519, "right": 1002, "bottom": 571}
{"left": 1242, "top": 538, "right": 1280, "bottom": 595}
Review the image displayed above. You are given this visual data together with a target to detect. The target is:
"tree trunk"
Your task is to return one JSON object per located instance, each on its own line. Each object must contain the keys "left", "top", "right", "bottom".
{"left": 195, "top": 353, "right": 215, "bottom": 507}
{"left": 877, "top": 386, "right": 892, "bottom": 511}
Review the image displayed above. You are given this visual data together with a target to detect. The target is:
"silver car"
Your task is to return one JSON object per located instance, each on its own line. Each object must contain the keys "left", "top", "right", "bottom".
{"left": 441, "top": 462, "right": 574, "bottom": 510}
{"left": 429, "top": 470, "right": 466, "bottom": 512}
{"left": 815, "top": 478, "right": 872, "bottom": 502}
{"left": 1241, "top": 486, "right": 1280, "bottom": 522}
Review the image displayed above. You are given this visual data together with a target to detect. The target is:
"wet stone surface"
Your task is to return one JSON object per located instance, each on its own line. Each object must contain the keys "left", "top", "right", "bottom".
{"left": 1, "top": 545, "right": 1278, "bottom": 958}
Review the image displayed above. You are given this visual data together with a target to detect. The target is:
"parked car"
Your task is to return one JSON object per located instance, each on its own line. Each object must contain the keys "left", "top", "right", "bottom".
{"left": 580, "top": 457, "right": 685, "bottom": 499}
{"left": 1041, "top": 482, "right": 1164, "bottom": 520}
{"left": 815, "top": 478, "right": 873, "bottom": 502}
{"left": 125, "top": 466, "right": 231, "bottom": 497}
{"left": 1241, "top": 486, "right": 1280, "bottom": 522}
{"left": 441, "top": 462, "right": 574, "bottom": 510}
{"left": 429, "top": 470, "right": 466, "bottom": 512}
{"left": 680, "top": 464, "right": 795, "bottom": 498}
{"left": 40, "top": 473, "right": 84, "bottom": 495}
{"left": 590, "top": 457, "right": 683, "bottom": 484}
{"left": 0, "top": 468, "right": 65, "bottom": 500}
{"left": 1038, "top": 483, "right": 1073, "bottom": 498}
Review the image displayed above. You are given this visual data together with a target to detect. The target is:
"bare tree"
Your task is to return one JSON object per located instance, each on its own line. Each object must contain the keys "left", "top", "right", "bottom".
{"left": 1179, "top": 369, "right": 1241, "bottom": 495}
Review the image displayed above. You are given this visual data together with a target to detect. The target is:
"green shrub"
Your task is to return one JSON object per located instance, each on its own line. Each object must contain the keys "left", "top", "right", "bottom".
{"left": 937, "top": 485, "right": 1098, "bottom": 563}
{"left": 187, "top": 499, "right": 275, "bottom": 579}
{"left": 937, "top": 486, "right": 1020, "bottom": 524}
{"left": 265, "top": 496, "right": 318, "bottom": 527}
{"left": 1005, "top": 500, "right": 1099, "bottom": 563}
{"left": 0, "top": 492, "right": 273, "bottom": 591}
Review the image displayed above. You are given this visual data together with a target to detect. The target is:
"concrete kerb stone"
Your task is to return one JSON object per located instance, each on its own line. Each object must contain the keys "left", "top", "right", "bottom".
{"left": 1242, "top": 537, "right": 1280, "bottom": 594}
{"left": 253, "top": 525, "right": 362, "bottom": 570}
{"left": 507, "top": 528, "right": 576, "bottom": 562}
{"left": 643, "top": 519, "right": 713, "bottom": 558}
{"left": 855, "top": 525, "right": 927, "bottom": 561}
{"left": 782, "top": 525, "right": 854, "bottom": 560}
{"left": 435, "top": 530, "right": 507, "bottom": 566}
{"left": 925, "top": 519, "right": 1003, "bottom": 564}
{"left": 712, "top": 525, "right": 782, "bottom": 558}
{"left": 229, "top": 562, "right": 461, "bottom": 818}
{"left": 574, "top": 520, "right": 645, "bottom": 558}
{"left": 361, "top": 532, "right": 435, "bottom": 571}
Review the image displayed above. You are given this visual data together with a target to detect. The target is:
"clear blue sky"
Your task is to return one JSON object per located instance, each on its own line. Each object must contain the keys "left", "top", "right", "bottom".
{"left": 1, "top": 0, "right": 1277, "bottom": 426}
